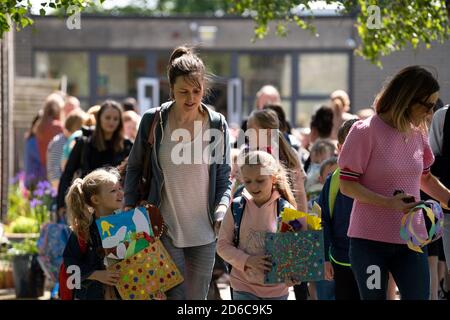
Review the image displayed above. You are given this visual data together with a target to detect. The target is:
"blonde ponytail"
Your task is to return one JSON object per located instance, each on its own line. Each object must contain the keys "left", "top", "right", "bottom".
{"left": 66, "top": 178, "right": 92, "bottom": 242}
{"left": 65, "top": 167, "right": 120, "bottom": 242}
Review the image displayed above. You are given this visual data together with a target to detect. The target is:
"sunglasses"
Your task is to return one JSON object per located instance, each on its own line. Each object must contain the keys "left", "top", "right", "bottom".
{"left": 419, "top": 101, "right": 435, "bottom": 110}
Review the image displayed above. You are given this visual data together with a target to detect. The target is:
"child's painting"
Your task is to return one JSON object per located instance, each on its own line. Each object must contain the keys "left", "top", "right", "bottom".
{"left": 110, "top": 240, "right": 184, "bottom": 300}
{"left": 264, "top": 231, "right": 325, "bottom": 284}
{"left": 96, "top": 207, "right": 154, "bottom": 261}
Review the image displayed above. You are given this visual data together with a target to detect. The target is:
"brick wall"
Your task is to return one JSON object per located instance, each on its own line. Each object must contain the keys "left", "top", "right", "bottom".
{"left": 353, "top": 42, "right": 450, "bottom": 112}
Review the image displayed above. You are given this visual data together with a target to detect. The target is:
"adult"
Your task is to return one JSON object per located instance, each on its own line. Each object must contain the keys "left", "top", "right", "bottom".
{"left": 303, "top": 105, "right": 335, "bottom": 173}
{"left": 57, "top": 100, "right": 132, "bottom": 211}
{"left": 429, "top": 102, "right": 450, "bottom": 299}
{"left": 339, "top": 65, "right": 450, "bottom": 300}
{"left": 330, "top": 90, "right": 357, "bottom": 140}
{"left": 122, "top": 97, "right": 139, "bottom": 114}
{"left": 24, "top": 113, "right": 45, "bottom": 187}
{"left": 256, "top": 85, "right": 281, "bottom": 110}
{"left": 35, "top": 94, "right": 64, "bottom": 179}
{"left": 124, "top": 46, "right": 232, "bottom": 300}
{"left": 239, "top": 85, "right": 282, "bottom": 141}
{"left": 47, "top": 110, "right": 86, "bottom": 190}
{"left": 63, "top": 96, "right": 81, "bottom": 119}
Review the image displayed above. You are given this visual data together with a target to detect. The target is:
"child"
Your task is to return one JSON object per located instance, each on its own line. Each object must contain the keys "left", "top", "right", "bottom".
{"left": 318, "top": 119, "right": 360, "bottom": 300}
{"left": 217, "top": 150, "right": 297, "bottom": 300}
{"left": 62, "top": 168, "right": 123, "bottom": 300}
{"left": 305, "top": 139, "right": 336, "bottom": 210}
{"left": 307, "top": 157, "right": 338, "bottom": 212}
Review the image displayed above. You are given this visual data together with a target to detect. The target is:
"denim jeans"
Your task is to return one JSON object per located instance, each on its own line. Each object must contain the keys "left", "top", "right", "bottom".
{"left": 442, "top": 214, "right": 450, "bottom": 270}
{"left": 233, "top": 291, "right": 289, "bottom": 300}
{"left": 315, "top": 280, "right": 335, "bottom": 300}
{"left": 349, "top": 237, "right": 429, "bottom": 300}
{"left": 160, "top": 234, "right": 216, "bottom": 300}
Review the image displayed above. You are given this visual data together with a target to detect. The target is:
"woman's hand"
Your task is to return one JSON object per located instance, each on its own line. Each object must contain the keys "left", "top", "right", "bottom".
{"left": 324, "top": 261, "right": 334, "bottom": 281}
{"left": 244, "top": 255, "right": 272, "bottom": 273}
{"left": 285, "top": 278, "right": 301, "bottom": 287}
{"left": 390, "top": 192, "right": 421, "bottom": 213}
{"left": 89, "top": 270, "right": 121, "bottom": 286}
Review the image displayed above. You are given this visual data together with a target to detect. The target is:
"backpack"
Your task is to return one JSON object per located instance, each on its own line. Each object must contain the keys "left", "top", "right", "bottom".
{"left": 37, "top": 223, "right": 71, "bottom": 282}
{"left": 230, "top": 195, "right": 291, "bottom": 247}
{"left": 58, "top": 236, "right": 87, "bottom": 300}
{"left": 328, "top": 168, "right": 340, "bottom": 219}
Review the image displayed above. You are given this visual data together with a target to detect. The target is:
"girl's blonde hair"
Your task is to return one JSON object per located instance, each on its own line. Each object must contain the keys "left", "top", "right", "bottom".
{"left": 375, "top": 65, "right": 439, "bottom": 133}
{"left": 239, "top": 150, "right": 297, "bottom": 209}
{"left": 65, "top": 168, "right": 120, "bottom": 242}
{"left": 248, "top": 109, "right": 300, "bottom": 169}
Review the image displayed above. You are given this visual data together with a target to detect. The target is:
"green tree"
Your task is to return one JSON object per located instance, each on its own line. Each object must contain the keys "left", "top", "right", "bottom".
{"left": 229, "top": 0, "right": 450, "bottom": 66}
{"left": 2, "top": 0, "right": 449, "bottom": 66}
{"left": 0, "top": 0, "right": 103, "bottom": 37}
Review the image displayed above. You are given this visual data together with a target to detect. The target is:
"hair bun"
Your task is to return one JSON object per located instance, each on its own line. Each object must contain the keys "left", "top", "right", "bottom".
{"left": 169, "top": 46, "right": 191, "bottom": 65}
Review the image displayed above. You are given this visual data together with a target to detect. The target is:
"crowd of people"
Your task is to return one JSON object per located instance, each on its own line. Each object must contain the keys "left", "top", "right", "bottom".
{"left": 21, "top": 46, "right": 450, "bottom": 300}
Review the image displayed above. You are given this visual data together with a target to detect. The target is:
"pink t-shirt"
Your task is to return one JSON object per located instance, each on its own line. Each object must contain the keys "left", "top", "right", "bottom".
{"left": 338, "top": 115, "right": 434, "bottom": 244}
{"left": 216, "top": 189, "right": 289, "bottom": 298}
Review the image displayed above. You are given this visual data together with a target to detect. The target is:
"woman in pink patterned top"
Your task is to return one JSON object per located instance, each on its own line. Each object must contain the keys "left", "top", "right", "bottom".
{"left": 339, "top": 66, "right": 450, "bottom": 300}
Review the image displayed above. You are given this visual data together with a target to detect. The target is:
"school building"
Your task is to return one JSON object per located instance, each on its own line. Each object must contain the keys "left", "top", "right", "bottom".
{"left": 14, "top": 14, "right": 450, "bottom": 128}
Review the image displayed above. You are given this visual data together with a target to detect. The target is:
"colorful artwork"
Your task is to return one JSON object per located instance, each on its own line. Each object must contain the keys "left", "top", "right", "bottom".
{"left": 264, "top": 231, "right": 325, "bottom": 284}
{"left": 96, "top": 207, "right": 154, "bottom": 260}
{"left": 111, "top": 239, "right": 184, "bottom": 300}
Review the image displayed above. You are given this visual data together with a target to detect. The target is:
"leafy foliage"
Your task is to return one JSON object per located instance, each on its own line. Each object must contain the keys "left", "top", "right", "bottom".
{"left": 0, "top": 0, "right": 103, "bottom": 38}
{"left": 1, "top": 0, "right": 449, "bottom": 66}
{"left": 229, "top": 0, "right": 450, "bottom": 66}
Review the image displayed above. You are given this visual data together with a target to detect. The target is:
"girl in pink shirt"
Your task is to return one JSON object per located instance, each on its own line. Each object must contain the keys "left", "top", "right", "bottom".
{"left": 339, "top": 66, "right": 450, "bottom": 300}
{"left": 217, "top": 150, "right": 297, "bottom": 300}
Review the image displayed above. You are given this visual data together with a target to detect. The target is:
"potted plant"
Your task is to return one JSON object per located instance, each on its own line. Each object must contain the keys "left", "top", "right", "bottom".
{"left": 4, "top": 174, "right": 52, "bottom": 298}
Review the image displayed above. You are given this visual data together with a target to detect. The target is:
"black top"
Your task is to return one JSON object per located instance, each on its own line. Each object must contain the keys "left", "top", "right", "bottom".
{"left": 57, "top": 135, "right": 133, "bottom": 209}
{"left": 62, "top": 219, "right": 107, "bottom": 300}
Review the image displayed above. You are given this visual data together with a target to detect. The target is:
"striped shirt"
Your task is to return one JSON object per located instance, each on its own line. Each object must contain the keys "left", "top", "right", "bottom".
{"left": 158, "top": 117, "right": 215, "bottom": 247}
{"left": 46, "top": 133, "right": 67, "bottom": 183}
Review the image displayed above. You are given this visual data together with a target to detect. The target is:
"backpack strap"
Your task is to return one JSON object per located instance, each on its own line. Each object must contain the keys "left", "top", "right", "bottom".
{"left": 441, "top": 106, "right": 450, "bottom": 157}
{"left": 328, "top": 168, "right": 340, "bottom": 220}
{"left": 231, "top": 195, "right": 289, "bottom": 248}
{"left": 276, "top": 197, "right": 290, "bottom": 216}
{"left": 231, "top": 196, "right": 247, "bottom": 247}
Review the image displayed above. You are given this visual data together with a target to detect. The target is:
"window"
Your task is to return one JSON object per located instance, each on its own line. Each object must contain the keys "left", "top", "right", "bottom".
{"left": 299, "top": 53, "right": 349, "bottom": 96}
{"left": 239, "top": 54, "right": 291, "bottom": 99}
{"left": 35, "top": 51, "right": 89, "bottom": 97}
{"left": 97, "top": 55, "right": 146, "bottom": 97}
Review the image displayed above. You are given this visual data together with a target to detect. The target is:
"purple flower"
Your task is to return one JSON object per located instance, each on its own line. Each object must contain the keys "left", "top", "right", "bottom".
{"left": 34, "top": 188, "right": 45, "bottom": 198}
{"left": 30, "top": 199, "right": 43, "bottom": 209}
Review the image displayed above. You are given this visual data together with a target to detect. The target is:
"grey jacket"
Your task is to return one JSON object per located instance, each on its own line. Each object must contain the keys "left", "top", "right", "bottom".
{"left": 124, "top": 101, "right": 232, "bottom": 226}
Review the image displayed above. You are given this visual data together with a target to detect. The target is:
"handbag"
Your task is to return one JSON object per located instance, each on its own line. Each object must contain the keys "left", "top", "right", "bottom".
{"left": 109, "top": 238, "right": 184, "bottom": 300}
